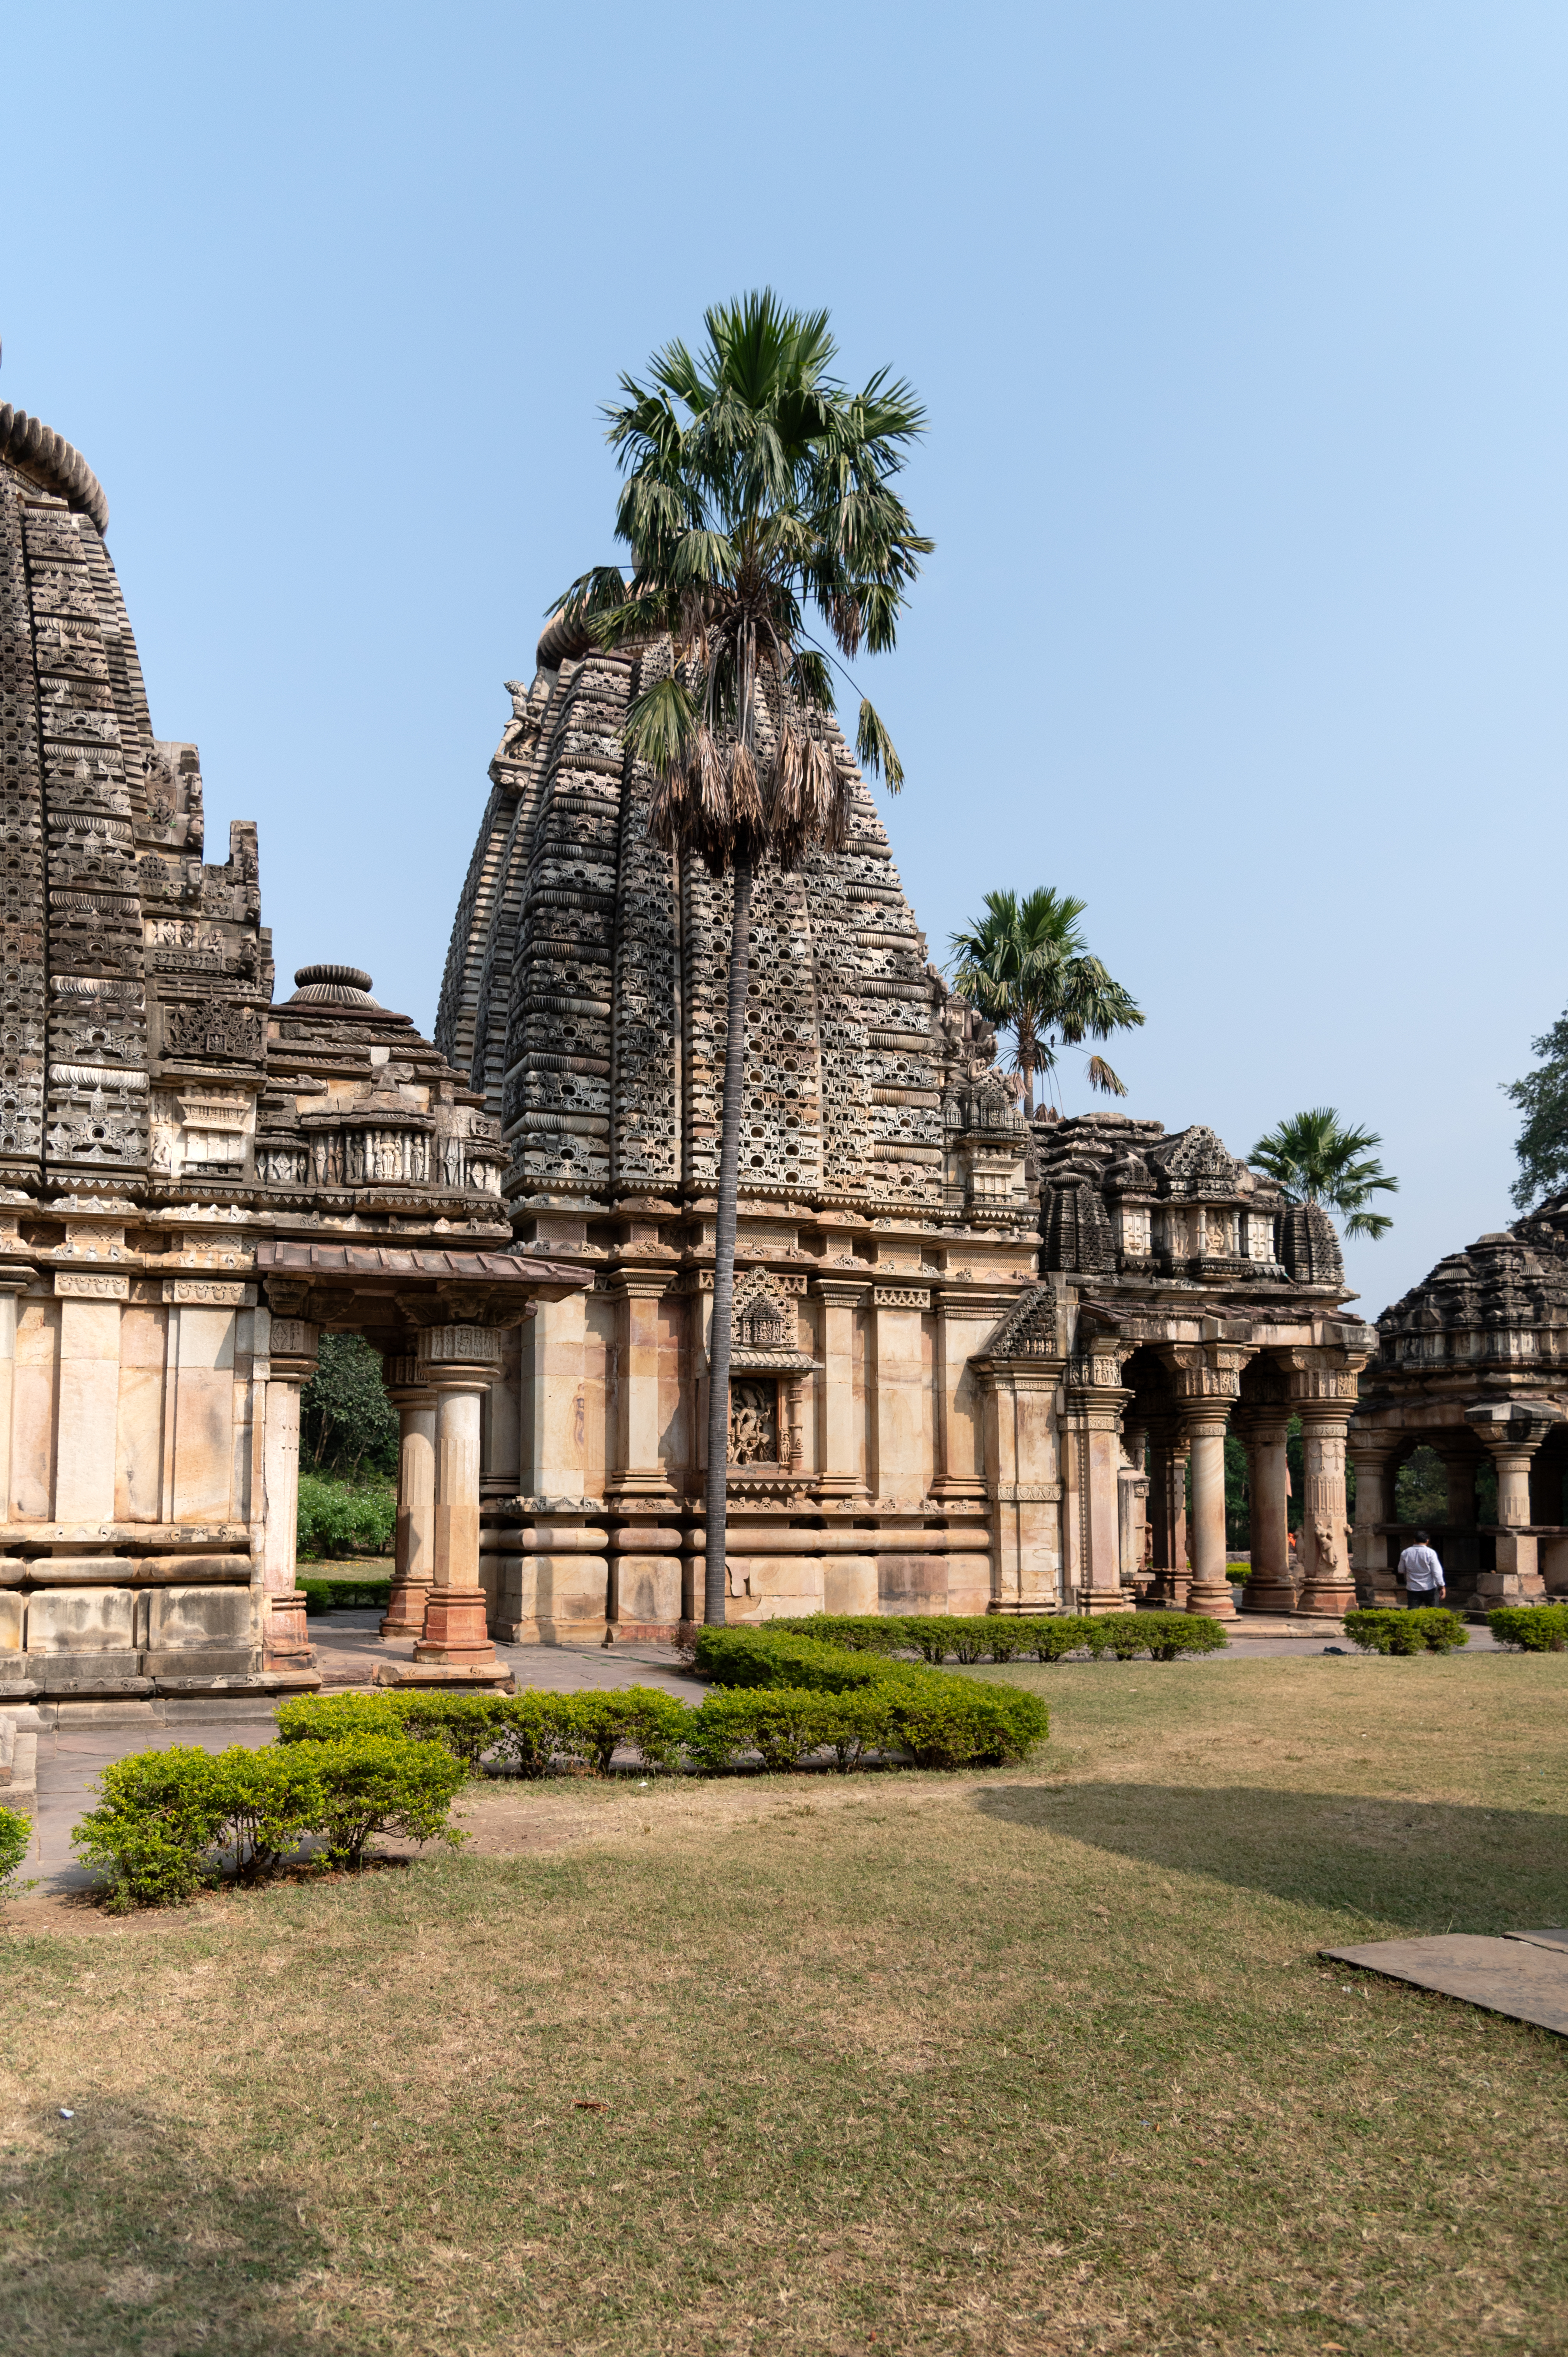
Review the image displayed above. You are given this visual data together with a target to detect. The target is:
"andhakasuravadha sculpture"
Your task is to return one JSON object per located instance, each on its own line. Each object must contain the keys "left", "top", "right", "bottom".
{"left": 0, "top": 395, "right": 1386, "bottom": 1715}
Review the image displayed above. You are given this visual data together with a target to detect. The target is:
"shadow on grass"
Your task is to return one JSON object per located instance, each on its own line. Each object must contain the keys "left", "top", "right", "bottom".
{"left": 3, "top": 2096, "right": 330, "bottom": 2355}
{"left": 972, "top": 1781, "right": 1568, "bottom": 1934}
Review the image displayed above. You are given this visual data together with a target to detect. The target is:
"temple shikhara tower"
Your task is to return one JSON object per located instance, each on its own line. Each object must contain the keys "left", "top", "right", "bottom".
{"left": 0, "top": 394, "right": 1381, "bottom": 1709}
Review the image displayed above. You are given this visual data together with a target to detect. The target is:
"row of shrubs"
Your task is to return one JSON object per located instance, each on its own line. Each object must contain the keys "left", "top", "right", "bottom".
{"left": 277, "top": 1666, "right": 1047, "bottom": 1777}
{"left": 0, "top": 1803, "right": 30, "bottom": 1905}
{"left": 299, "top": 1576, "right": 393, "bottom": 1616}
{"left": 71, "top": 1617, "right": 1053, "bottom": 1908}
{"left": 1344, "top": 1603, "right": 1568, "bottom": 1654}
{"left": 1489, "top": 1603, "right": 1568, "bottom": 1651}
{"left": 1344, "top": 1608, "right": 1470, "bottom": 1655}
{"left": 297, "top": 1472, "right": 396, "bottom": 1562}
{"left": 762, "top": 1611, "right": 1228, "bottom": 1663}
{"left": 71, "top": 1737, "right": 467, "bottom": 1910}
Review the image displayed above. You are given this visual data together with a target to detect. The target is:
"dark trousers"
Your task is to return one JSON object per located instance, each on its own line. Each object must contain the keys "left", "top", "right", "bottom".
{"left": 1402, "top": 1588, "right": 1444, "bottom": 1607}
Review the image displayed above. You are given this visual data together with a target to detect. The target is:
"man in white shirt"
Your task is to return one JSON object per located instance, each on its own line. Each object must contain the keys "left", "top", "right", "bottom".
{"left": 1397, "top": 1530, "right": 1446, "bottom": 1607}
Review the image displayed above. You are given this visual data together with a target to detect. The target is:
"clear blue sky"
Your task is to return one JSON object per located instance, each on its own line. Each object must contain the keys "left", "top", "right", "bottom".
{"left": 5, "top": 2, "right": 1565, "bottom": 1316}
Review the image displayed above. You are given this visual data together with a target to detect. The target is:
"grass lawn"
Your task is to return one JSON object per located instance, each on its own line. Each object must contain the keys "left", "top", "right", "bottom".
{"left": 3, "top": 1653, "right": 1567, "bottom": 2355}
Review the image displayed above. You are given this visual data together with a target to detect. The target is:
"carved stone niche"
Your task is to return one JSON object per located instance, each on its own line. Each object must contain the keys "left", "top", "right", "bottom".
{"left": 724, "top": 1269, "right": 820, "bottom": 1473}
{"left": 729, "top": 1376, "right": 781, "bottom": 1465}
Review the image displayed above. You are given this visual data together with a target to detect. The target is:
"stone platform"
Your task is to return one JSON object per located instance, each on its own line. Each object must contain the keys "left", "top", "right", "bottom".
{"left": 1324, "top": 1931, "right": 1568, "bottom": 2035}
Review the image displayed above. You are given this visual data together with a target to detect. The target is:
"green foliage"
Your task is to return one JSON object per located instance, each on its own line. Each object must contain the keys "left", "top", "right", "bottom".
{"left": 763, "top": 1610, "right": 1227, "bottom": 1665}
{"left": 297, "top": 1473, "right": 396, "bottom": 1562}
{"left": 300, "top": 1333, "right": 399, "bottom": 1478}
{"left": 298, "top": 1574, "right": 394, "bottom": 1614}
{"left": 71, "top": 1735, "right": 467, "bottom": 1905}
{"left": 1344, "top": 1608, "right": 1470, "bottom": 1656}
{"left": 948, "top": 885, "right": 1142, "bottom": 1113}
{"left": 1395, "top": 1446, "right": 1450, "bottom": 1528}
{"left": 304, "top": 1735, "right": 468, "bottom": 1871}
{"left": 1248, "top": 1106, "right": 1398, "bottom": 1242}
{"left": 71, "top": 1746, "right": 233, "bottom": 1910}
{"left": 1488, "top": 1603, "right": 1568, "bottom": 1651}
{"left": 0, "top": 1802, "right": 34, "bottom": 1902}
{"left": 554, "top": 290, "right": 931, "bottom": 874}
{"left": 1504, "top": 1007, "right": 1568, "bottom": 1211}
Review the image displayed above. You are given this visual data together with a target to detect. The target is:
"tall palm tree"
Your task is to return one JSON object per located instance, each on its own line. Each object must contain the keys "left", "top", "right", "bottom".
{"left": 948, "top": 887, "right": 1143, "bottom": 1115}
{"left": 554, "top": 291, "right": 931, "bottom": 1624}
{"left": 1248, "top": 1107, "right": 1398, "bottom": 1239}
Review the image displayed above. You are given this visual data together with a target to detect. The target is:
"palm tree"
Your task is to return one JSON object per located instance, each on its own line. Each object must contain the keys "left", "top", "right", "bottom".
{"left": 948, "top": 887, "right": 1143, "bottom": 1116}
{"left": 553, "top": 291, "right": 931, "bottom": 1624}
{"left": 1248, "top": 1108, "right": 1398, "bottom": 1239}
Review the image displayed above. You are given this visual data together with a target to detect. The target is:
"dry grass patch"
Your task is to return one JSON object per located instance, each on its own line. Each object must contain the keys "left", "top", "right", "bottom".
{"left": 2, "top": 1654, "right": 1566, "bottom": 2355}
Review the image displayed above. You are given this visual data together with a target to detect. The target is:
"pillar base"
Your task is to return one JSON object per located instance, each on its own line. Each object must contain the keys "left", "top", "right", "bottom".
{"left": 265, "top": 1592, "right": 314, "bottom": 1662}
{"left": 380, "top": 1579, "right": 433, "bottom": 1638}
{"left": 1149, "top": 1572, "right": 1190, "bottom": 1610}
{"left": 1081, "top": 1585, "right": 1130, "bottom": 1616}
{"left": 412, "top": 1586, "right": 496, "bottom": 1664}
{"left": 1240, "top": 1576, "right": 1296, "bottom": 1614}
{"left": 1187, "top": 1576, "right": 1237, "bottom": 1618}
{"left": 1296, "top": 1578, "right": 1357, "bottom": 1618}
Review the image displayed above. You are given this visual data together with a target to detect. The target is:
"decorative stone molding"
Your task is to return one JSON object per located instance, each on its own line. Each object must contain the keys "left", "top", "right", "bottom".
{"left": 163, "top": 1278, "right": 254, "bottom": 1306}
{"left": 53, "top": 1268, "right": 129, "bottom": 1300}
{"left": 415, "top": 1323, "right": 506, "bottom": 1375}
{"left": 872, "top": 1284, "right": 931, "bottom": 1309}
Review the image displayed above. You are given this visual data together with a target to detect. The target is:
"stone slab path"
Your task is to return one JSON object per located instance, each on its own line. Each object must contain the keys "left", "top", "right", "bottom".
{"left": 1324, "top": 1931, "right": 1568, "bottom": 2035}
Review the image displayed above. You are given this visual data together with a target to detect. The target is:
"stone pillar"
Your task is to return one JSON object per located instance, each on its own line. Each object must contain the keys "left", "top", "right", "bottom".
{"left": 415, "top": 1324, "right": 503, "bottom": 1664}
{"left": 1161, "top": 1343, "right": 1252, "bottom": 1619}
{"left": 1279, "top": 1345, "right": 1369, "bottom": 1617}
{"left": 870, "top": 1284, "right": 928, "bottom": 1508}
{"left": 262, "top": 1315, "right": 318, "bottom": 1663}
{"left": 525, "top": 1288, "right": 589, "bottom": 1498}
{"left": 1347, "top": 1431, "right": 1396, "bottom": 1603}
{"left": 606, "top": 1272, "right": 675, "bottom": 1505}
{"left": 1435, "top": 1440, "right": 1482, "bottom": 1597}
{"left": 1466, "top": 1400, "right": 1564, "bottom": 1603}
{"left": 1063, "top": 1341, "right": 1133, "bottom": 1613}
{"left": 810, "top": 1276, "right": 869, "bottom": 1502}
{"left": 1146, "top": 1417, "right": 1190, "bottom": 1608}
{"left": 380, "top": 1356, "right": 438, "bottom": 1636}
{"left": 1236, "top": 1403, "right": 1294, "bottom": 1613}
{"left": 930, "top": 1286, "right": 1006, "bottom": 1502}
{"left": 0, "top": 1274, "right": 23, "bottom": 1528}
{"left": 975, "top": 1359, "right": 1065, "bottom": 1611}
{"left": 1118, "top": 1421, "right": 1150, "bottom": 1584}
{"left": 53, "top": 1275, "right": 127, "bottom": 1521}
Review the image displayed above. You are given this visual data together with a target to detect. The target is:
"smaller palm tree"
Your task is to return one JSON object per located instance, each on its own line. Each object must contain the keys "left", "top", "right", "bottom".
{"left": 948, "top": 887, "right": 1142, "bottom": 1116}
{"left": 1248, "top": 1107, "right": 1398, "bottom": 1239}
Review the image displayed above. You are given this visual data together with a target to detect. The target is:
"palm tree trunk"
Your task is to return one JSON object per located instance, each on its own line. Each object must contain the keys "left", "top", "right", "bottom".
{"left": 704, "top": 857, "right": 754, "bottom": 1625}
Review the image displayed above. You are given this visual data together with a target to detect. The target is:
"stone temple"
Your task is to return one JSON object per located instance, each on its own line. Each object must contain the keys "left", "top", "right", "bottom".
{"left": 0, "top": 396, "right": 1380, "bottom": 1710}
{"left": 1351, "top": 1201, "right": 1568, "bottom": 1611}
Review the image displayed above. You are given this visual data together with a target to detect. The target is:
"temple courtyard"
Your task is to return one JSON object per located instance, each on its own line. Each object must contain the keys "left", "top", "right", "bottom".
{"left": 3, "top": 1648, "right": 1564, "bottom": 2357}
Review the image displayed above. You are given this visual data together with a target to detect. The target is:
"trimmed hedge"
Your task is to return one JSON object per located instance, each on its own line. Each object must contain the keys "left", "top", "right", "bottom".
{"left": 1344, "top": 1607, "right": 1470, "bottom": 1656}
{"left": 299, "top": 1577, "right": 394, "bottom": 1616}
{"left": 70, "top": 1736, "right": 466, "bottom": 1908}
{"left": 1488, "top": 1604, "right": 1568, "bottom": 1652}
{"left": 687, "top": 1626, "right": 1048, "bottom": 1765}
{"left": 278, "top": 1650, "right": 1047, "bottom": 1777}
{"left": 764, "top": 1610, "right": 1227, "bottom": 1664}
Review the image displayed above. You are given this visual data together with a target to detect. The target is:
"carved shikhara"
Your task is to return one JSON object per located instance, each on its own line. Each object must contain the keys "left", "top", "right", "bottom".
{"left": 0, "top": 397, "right": 1384, "bottom": 1701}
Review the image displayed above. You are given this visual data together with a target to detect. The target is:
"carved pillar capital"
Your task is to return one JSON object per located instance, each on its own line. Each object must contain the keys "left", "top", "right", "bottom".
{"left": 267, "top": 1316, "right": 319, "bottom": 1384}
{"left": 415, "top": 1322, "right": 506, "bottom": 1384}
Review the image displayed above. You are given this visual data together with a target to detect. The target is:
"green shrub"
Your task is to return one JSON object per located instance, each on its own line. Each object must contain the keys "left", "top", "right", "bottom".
{"left": 305, "top": 1735, "right": 468, "bottom": 1870}
{"left": 571, "top": 1687, "right": 692, "bottom": 1775}
{"left": 210, "top": 1744, "right": 325, "bottom": 1882}
{"left": 1487, "top": 1603, "right": 1568, "bottom": 1652}
{"left": 1345, "top": 1607, "right": 1470, "bottom": 1656}
{"left": 71, "top": 1746, "right": 233, "bottom": 1910}
{"left": 276, "top": 1691, "right": 406, "bottom": 1745}
{"left": 764, "top": 1614, "right": 909, "bottom": 1654}
{"left": 71, "top": 1733, "right": 467, "bottom": 1903}
{"left": 299, "top": 1575, "right": 394, "bottom": 1615}
{"left": 297, "top": 1472, "right": 396, "bottom": 1562}
{"left": 688, "top": 1624, "right": 1048, "bottom": 1767}
{"left": 0, "top": 1803, "right": 33, "bottom": 1903}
